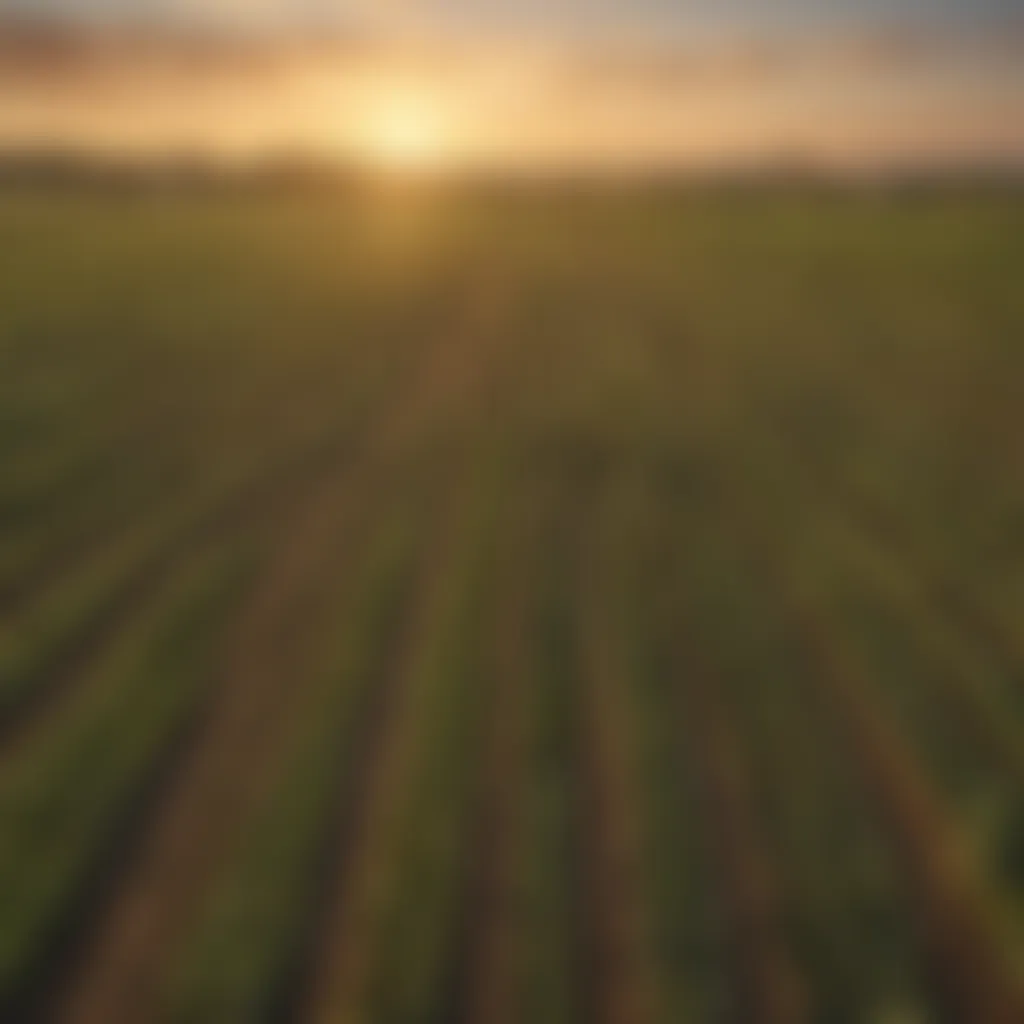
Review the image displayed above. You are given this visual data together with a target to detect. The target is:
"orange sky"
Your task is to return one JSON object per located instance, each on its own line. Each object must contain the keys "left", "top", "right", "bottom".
{"left": 1, "top": 25, "right": 1022, "bottom": 172}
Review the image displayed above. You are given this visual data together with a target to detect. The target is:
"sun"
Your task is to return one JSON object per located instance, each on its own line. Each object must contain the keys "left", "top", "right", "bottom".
{"left": 357, "top": 92, "right": 450, "bottom": 172}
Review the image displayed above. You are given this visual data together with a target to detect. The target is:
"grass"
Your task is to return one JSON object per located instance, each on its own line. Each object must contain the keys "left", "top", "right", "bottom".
{"left": 0, "top": 182, "right": 1023, "bottom": 1022}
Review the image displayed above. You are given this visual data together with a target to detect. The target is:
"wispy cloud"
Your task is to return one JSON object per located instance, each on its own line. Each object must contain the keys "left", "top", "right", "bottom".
{"left": 1, "top": 18, "right": 1022, "bottom": 171}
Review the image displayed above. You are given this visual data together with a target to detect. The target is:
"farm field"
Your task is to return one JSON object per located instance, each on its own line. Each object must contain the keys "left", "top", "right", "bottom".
{"left": 1, "top": 184, "right": 1024, "bottom": 1023}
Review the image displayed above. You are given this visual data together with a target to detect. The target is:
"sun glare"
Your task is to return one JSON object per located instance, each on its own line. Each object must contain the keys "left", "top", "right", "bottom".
{"left": 356, "top": 92, "right": 450, "bottom": 172}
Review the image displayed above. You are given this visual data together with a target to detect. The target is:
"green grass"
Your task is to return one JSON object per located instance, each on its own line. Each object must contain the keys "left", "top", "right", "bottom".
{"left": 1, "top": 184, "right": 1023, "bottom": 1022}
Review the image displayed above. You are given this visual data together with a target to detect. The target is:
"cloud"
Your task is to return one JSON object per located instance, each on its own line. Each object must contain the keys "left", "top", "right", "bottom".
{"left": 1, "top": 17, "right": 1022, "bottom": 170}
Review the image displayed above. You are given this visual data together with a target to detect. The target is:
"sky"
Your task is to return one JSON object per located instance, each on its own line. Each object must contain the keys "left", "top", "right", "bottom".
{"left": 2, "top": 0, "right": 1023, "bottom": 38}
{"left": 1, "top": 0, "right": 1022, "bottom": 171}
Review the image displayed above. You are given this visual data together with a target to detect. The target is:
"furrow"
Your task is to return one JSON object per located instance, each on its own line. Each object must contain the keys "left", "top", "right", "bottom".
{"left": 443, "top": 491, "right": 544, "bottom": 1024}
{"left": 792, "top": 607, "right": 1024, "bottom": 1022}
{"left": 53, "top": 273, "right": 510, "bottom": 1024}
{"left": 299, "top": 472, "right": 495, "bottom": 1024}
{"left": 667, "top": 519, "right": 808, "bottom": 1024}
{"left": 574, "top": 481, "right": 664, "bottom": 1024}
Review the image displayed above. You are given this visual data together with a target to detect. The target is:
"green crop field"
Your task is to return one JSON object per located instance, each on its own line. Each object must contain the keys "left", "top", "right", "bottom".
{"left": 1, "top": 184, "right": 1023, "bottom": 1024}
